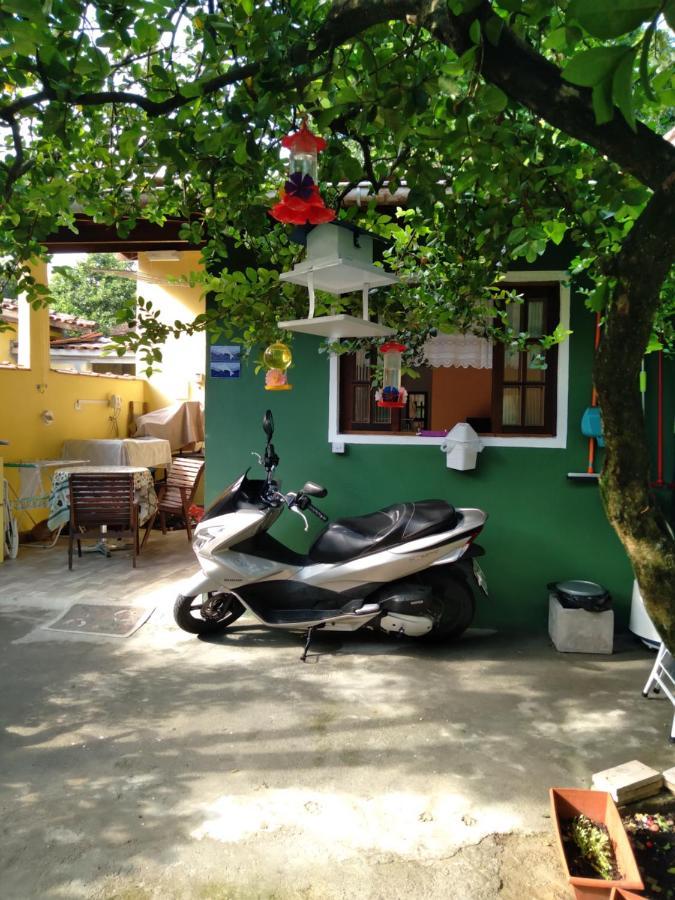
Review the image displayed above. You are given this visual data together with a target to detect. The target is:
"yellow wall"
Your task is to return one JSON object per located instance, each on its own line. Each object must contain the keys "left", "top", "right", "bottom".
{"left": 0, "top": 365, "right": 145, "bottom": 530}
{"left": 0, "top": 254, "right": 206, "bottom": 544}
{"left": 137, "top": 251, "right": 206, "bottom": 410}
{"left": 0, "top": 260, "right": 146, "bottom": 532}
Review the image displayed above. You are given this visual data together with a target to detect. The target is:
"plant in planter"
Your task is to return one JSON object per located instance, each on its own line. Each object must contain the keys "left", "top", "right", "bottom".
{"left": 550, "top": 788, "right": 644, "bottom": 899}
{"left": 566, "top": 814, "right": 621, "bottom": 881}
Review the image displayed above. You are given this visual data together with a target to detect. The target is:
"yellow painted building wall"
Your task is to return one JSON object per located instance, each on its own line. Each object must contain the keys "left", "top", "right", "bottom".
{"left": 0, "top": 261, "right": 146, "bottom": 533}
{"left": 0, "top": 254, "right": 206, "bottom": 547}
{"left": 0, "top": 362, "right": 146, "bottom": 532}
{"left": 137, "top": 251, "right": 206, "bottom": 410}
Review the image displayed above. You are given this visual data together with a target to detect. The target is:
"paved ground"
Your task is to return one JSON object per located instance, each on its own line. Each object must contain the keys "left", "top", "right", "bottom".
{"left": 0, "top": 534, "right": 672, "bottom": 899}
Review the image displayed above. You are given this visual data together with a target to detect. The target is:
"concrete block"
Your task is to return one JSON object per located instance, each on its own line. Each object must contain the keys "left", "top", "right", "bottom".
{"left": 592, "top": 759, "right": 663, "bottom": 803}
{"left": 664, "top": 765, "right": 675, "bottom": 794}
{"left": 548, "top": 595, "right": 614, "bottom": 654}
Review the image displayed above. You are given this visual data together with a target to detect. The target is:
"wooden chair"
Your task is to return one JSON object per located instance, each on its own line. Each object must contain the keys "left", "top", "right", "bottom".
{"left": 68, "top": 473, "right": 139, "bottom": 569}
{"left": 141, "top": 456, "right": 204, "bottom": 547}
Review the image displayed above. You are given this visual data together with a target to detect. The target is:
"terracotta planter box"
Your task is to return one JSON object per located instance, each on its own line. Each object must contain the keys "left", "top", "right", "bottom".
{"left": 609, "top": 889, "right": 645, "bottom": 899}
{"left": 550, "top": 788, "right": 644, "bottom": 899}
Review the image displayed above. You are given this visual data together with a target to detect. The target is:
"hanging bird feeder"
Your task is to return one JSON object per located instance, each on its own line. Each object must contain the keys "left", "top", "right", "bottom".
{"left": 277, "top": 221, "right": 398, "bottom": 338}
{"left": 270, "top": 121, "right": 399, "bottom": 339}
{"left": 375, "top": 342, "right": 407, "bottom": 408}
{"left": 263, "top": 341, "right": 293, "bottom": 391}
{"left": 269, "top": 122, "right": 335, "bottom": 226}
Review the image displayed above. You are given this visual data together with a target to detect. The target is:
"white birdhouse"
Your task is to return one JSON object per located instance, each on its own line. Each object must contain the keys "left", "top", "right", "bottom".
{"left": 440, "top": 423, "right": 484, "bottom": 471}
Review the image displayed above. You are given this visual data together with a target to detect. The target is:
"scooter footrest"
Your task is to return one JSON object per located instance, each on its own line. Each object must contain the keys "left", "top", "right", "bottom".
{"left": 264, "top": 608, "right": 355, "bottom": 625}
{"left": 264, "top": 604, "right": 379, "bottom": 627}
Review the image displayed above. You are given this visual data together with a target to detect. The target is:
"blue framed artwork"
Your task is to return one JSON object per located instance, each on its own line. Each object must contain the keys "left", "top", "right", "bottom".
{"left": 210, "top": 344, "right": 241, "bottom": 378}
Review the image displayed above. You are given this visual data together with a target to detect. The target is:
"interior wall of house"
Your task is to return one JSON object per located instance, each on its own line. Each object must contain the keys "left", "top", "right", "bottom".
{"left": 204, "top": 262, "right": 651, "bottom": 635}
{"left": 430, "top": 367, "right": 493, "bottom": 432}
{"left": 137, "top": 251, "right": 206, "bottom": 411}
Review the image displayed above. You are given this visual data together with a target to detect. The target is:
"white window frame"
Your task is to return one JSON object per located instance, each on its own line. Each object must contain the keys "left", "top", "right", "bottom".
{"left": 328, "top": 271, "right": 570, "bottom": 449}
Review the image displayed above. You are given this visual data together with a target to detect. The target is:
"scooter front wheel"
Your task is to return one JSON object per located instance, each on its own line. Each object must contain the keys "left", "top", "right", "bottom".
{"left": 174, "top": 591, "right": 245, "bottom": 635}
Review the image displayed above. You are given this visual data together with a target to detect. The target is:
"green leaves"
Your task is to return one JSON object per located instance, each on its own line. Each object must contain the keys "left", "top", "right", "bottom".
{"left": 133, "top": 19, "right": 160, "bottom": 48}
{"left": 481, "top": 84, "right": 508, "bottom": 113}
{"left": 612, "top": 49, "right": 637, "bottom": 130}
{"left": 543, "top": 221, "right": 568, "bottom": 245}
{"left": 0, "top": 0, "right": 672, "bottom": 370}
{"left": 562, "top": 46, "right": 638, "bottom": 128}
{"left": 562, "top": 47, "right": 630, "bottom": 87}
{"left": 48, "top": 253, "right": 136, "bottom": 333}
{"left": 569, "top": 0, "right": 660, "bottom": 39}
{"left": 586, "top": 280, "right": 610, "bottom": 313}
{"left": 666, "top": 0, "right": 675, "bottom": 29}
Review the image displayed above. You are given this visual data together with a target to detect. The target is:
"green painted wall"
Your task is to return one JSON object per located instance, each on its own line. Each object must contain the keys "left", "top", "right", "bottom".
{"left": 205, "top": 276, "right": 673, "bottom": 634}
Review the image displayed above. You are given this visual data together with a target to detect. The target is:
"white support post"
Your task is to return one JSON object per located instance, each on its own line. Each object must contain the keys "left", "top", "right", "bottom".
{"left": 362, "top": 284, "right": 370, "bottom": 321}
{"left": 307, "top": 271, "right": 315, "bottom": 319}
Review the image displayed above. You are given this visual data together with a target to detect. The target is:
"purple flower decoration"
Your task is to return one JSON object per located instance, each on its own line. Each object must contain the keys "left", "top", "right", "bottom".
{"left": 285, "top": 171, "right": 314, "bottom": 200}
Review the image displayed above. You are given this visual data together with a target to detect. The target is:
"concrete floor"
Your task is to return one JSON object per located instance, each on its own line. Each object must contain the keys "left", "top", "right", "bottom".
{"left": 0, "top": 534, "right": 672, "bottom": 899}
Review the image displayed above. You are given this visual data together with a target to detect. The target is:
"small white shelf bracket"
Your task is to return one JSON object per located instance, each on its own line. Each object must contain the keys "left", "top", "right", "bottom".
{"left": 74, "top": 399, "right": 108, "bottom": 411}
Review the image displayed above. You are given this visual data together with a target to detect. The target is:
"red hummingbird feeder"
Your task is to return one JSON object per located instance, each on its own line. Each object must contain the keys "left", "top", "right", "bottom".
{"left": 375, "top": 342, "right": 408, "bottom": 408}
{"left": 269, "top": 121, "right": 335, "bottom": 226}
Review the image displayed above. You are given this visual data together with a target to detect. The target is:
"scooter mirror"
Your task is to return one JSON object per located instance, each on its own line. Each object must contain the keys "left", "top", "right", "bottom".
{"left": 263, "top": 409, "right": 274, "bottom": 441}
{"left": 302, "top": 481, "right": 328, "bottom": 499}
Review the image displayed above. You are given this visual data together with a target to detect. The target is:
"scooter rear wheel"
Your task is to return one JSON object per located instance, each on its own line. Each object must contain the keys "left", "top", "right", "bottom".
{"left": 423, "top": 573, "right": 475, "bottom": 640}
{"left": 174, "top": 591, "right": 245, "bottom": 635}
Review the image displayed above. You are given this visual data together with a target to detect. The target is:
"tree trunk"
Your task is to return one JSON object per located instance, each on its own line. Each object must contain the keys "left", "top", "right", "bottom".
{"left": 594, "top": 187, "right": 675, "bottom": 652}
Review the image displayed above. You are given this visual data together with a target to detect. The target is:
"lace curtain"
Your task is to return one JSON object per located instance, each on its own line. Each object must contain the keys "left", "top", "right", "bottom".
{"left": 423, "top": 333, "right": 493, "bottom": 369}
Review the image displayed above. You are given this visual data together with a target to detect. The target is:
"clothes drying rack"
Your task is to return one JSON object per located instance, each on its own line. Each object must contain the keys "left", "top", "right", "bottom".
{"left": 4, "top": 459, "right": 88, "bottom": 548}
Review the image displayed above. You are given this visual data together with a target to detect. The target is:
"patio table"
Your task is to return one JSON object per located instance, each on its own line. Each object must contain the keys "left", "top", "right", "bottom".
{"left": 48, "top": 465, "right": 158, "bottom": 531}
{"left": 61, "top": 438, "right": 172, "bottom": 469}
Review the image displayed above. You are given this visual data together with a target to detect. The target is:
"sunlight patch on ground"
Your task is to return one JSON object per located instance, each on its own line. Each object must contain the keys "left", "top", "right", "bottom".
{"left": 190, "top": 788, "right": 521, "bottom": 857}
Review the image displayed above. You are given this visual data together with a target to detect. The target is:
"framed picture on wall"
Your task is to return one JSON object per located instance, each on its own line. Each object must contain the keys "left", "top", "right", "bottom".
{"left": 210, "top": 344, "right": 241, "bottom": 378}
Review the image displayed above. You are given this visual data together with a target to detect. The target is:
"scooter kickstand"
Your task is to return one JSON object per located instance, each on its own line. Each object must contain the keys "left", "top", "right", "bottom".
{"left": 301, "top": 626, "right": 315, "bottom": 663}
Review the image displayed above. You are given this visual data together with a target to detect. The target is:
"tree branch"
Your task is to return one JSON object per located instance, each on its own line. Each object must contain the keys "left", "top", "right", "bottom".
{"left": 0, "top": 1, "right": 415, "bottom": 121}
{"left": 1, "top": 115, "right": 33, "bottom": 199}
{"left": 593, "top": 182, "right": 675, "bottom": 646}
{"left": 1, "top": 0, "right": 672, "bottom": 196}
{"left": 418, "top": 0, "right": 675, "bottom": 191}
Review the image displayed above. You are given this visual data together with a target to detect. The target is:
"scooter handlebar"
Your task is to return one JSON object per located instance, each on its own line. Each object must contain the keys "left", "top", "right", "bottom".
{"left": 306, "top": 502, "right": 328, "bottom": 523}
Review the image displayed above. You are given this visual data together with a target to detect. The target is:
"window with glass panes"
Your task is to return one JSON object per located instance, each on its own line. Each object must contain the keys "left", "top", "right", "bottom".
{"left": 338, "top": 283, "right": 560, "bottom": 437}
{"left": 490, "top": 283, "right": 559, "bottom": 435}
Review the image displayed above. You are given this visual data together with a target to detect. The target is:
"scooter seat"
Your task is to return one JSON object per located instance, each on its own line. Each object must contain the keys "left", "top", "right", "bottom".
{"left": 308, "top": 500, "right": 458, "bottom": 564}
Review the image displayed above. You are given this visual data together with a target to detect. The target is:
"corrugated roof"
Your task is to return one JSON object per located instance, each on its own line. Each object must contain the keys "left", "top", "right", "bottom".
{"left": 1, "top": 299, "right": 98, "bottom": 331}
{"left": 50, "top": 331, "right": 105, "bottom": 347}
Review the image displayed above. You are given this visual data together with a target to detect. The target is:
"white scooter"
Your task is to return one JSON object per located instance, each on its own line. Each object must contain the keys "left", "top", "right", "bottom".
{"left": 175, "top": 411, "right": 489, "bottom": 658}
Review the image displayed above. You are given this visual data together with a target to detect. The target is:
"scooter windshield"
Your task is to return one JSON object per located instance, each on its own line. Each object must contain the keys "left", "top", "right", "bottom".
{"left": 201, "top": 470, "right": 268, "bottom": 523}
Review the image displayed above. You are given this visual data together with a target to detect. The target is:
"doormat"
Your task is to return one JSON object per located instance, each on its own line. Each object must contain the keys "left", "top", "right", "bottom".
{"left": 45, "top": 604, "right": 153, "bottom": 637}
